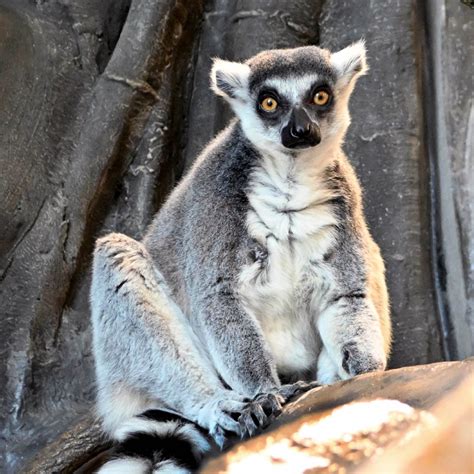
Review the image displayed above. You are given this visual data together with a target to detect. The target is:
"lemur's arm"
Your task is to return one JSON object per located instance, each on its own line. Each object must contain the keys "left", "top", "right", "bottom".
{"left": 317, "top": 229, "right": 388, "bottom": 381}
{"left": 318, "top": 294, "right": 386, "bottom": 380}
{"left": 187, "top": 187, "right": 317, "bottom": 401}
{"left": 92, "top": 233, "right": 284, "bottom": 446}
{"left": 195, "top": 279, "right": 280, "bottom": 397}
{"left": 194, "top": 281, "right": 317, "bottom": 404}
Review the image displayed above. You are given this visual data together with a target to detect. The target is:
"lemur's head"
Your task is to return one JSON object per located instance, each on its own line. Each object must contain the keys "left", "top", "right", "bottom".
{"left": 211, "top": 42, "right": 367, "bottom": 156}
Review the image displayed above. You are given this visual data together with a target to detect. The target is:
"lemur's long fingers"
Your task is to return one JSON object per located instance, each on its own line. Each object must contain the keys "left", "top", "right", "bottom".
{"left": 238, "top": 410, "right": 258, "bottom": 439}
{"left": 249, "top": 402, "right": 268, "bottom": 427}
{"left": 278, "top": 380, "right": 320, "bottom": 403}
{"left": 254, "top": 392, "right": 283, "bottom": 418}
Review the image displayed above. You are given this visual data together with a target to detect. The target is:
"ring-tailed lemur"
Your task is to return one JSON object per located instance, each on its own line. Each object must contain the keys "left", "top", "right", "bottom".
{"left": 91, "top": 41, "right": 391, "bottom": 473}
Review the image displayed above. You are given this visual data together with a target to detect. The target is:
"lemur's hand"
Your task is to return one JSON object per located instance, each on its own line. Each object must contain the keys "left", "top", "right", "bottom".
{"left": 237, "top": 392, "right": 282, "bottom": 438}
{"left": 341, "top": 341, "right": 386, "bottom": 377}
{"left": 203, "top": 382, "right": 320, "bottom": 448}
{"left": 237, "top": 381, "right": 320, "bottom": 436}
{"left": 276, "top": 380, "right": 320, "bottom": 403}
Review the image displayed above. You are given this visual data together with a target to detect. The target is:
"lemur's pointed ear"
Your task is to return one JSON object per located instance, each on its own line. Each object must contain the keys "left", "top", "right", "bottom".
{"left": 331, "top": 41, "right": 368, "bottom": 86}
{"left": 210, "top": 59, "right": 250, "bottom": 101}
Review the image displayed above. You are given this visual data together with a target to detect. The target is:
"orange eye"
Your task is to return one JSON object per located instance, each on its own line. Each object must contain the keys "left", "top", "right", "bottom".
{"left": 260, "top": 97, "right": 278, "bottom": 112}
{"left": 313, "top": 90, "right": 330, "bottom": 106}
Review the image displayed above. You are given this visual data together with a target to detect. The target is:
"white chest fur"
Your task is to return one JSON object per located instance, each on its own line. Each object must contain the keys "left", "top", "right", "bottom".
{"left": 238, "top": 152, "right": 340, "bottom": 377}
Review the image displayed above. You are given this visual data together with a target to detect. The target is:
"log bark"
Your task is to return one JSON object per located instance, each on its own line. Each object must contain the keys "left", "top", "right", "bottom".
{"left": 201, "top": 360, "right": 473, "bottom": 473}
{"left": 23, "top": 360, "right": 473, "bottom": 473}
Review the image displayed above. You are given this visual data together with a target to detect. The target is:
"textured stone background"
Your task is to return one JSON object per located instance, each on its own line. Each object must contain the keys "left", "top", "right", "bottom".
{"left": 0, "top": 0, "right": 472, "bottom": 472}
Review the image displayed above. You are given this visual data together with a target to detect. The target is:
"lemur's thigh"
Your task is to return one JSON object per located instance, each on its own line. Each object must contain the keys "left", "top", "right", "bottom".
{"left": 90, "top": 233, "right": 250, "bottom": 441}
{"left": 317, "top": 297, "right": 386, "bottom": 382}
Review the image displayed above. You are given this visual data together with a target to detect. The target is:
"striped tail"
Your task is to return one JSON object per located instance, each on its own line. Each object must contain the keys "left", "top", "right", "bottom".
{"left": 98, "top": 409, "right": 212, "bottom": 474}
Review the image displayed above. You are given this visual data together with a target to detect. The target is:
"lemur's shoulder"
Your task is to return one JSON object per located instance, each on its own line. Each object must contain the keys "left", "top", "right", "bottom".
{"left": 321, "top": 152, "right": 365, "bottom": 224}
{"left": 188, "top": 120, "right": 259, "bottom": 199}
{"left": 154, "top": 121, "right": 255, "bottom": 214}
{"left": 144, "top": 120, "right": 258, "bottom": 278}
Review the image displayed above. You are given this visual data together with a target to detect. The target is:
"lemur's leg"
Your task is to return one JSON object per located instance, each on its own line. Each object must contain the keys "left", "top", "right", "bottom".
{"left": 91, "top": 233, "right": 271, "bottom": 446}
{"left": 317, "top": 296, "right": 386, "bottom": 383}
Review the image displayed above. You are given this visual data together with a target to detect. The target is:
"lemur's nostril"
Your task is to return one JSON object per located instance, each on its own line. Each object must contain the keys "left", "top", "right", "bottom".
{"left": 300, "top": 127, "right": 309, "bottom": 136}
{"left": 292, "top": 123, "right": 311, "bottom": 138}
{"left": 290, "top": 126, "right": 299, "bottom": 138}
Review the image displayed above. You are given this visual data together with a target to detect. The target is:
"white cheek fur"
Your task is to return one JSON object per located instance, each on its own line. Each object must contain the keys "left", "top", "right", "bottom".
{"left": 233, "top": 100, "right": 286, "bottom": 156}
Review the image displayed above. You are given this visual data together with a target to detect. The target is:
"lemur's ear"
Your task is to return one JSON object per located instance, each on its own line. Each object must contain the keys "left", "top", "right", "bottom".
{"left": 210, "top": 59, "right": 250, "bottom": 101}
{"left": 331, "top": 41, "right": 368, "bottom": 87}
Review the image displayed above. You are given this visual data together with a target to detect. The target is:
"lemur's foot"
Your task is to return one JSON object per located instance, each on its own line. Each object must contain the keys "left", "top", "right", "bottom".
{"left": 236, "top": 383, "right": 319, "bottom": 437}
{"left": 341, "top": 341, "right": 386, "bottom": 377}
{"left": 277, "top": 380, "right": 320, "bottom": 403}
{"left": 200, "top": 395, "right": 248, "bottom": 448}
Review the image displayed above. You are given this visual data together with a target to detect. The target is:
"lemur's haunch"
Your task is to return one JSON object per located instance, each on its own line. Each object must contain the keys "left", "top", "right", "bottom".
{"left": 91, "top": 42, "right": 391, "bottom": 473}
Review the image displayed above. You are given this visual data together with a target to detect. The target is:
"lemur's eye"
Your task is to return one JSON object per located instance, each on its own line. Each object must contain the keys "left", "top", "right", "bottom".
{"left": 260, "top": 97, "right": 278, "bottom": 112}
{"left": 313, "top": 89, "right": 330, "bottom": 106}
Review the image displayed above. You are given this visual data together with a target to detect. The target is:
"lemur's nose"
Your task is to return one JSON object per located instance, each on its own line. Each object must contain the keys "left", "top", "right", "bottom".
{"left": 291, "top": 121, "right": 312, "bottom": 138}
{"left": 282, "top": 108, "right": 321, "bottom": 149}
{"left": 290, "top": 108, "right": 313, "bottom": 137}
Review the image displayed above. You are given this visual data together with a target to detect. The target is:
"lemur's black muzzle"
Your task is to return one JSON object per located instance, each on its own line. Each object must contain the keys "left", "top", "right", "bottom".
{"left": 281, "top": 108, "right": 321, "bottom": 149}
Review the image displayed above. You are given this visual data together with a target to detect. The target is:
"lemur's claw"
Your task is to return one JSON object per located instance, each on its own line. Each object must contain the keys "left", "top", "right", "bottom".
{"left": 210, "top": 425, "right": 231, "bottom": 450}
{"left": 235, "top": 392, "right": 283, "bottom": 439}
{"left": 238, "top": 410, "right": 258, "bottom": 438}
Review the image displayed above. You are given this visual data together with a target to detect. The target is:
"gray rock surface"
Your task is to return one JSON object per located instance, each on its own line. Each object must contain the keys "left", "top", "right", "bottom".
{"left": 439, "top": 1, "right": 473, "bottom": 358}
{"left": 0, "top": 1, "right": 472, "bottom": 471}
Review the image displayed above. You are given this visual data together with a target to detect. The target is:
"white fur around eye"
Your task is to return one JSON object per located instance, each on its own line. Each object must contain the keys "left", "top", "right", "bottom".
{"left": 264, "top": 74, "right": 321, "bottom": 105}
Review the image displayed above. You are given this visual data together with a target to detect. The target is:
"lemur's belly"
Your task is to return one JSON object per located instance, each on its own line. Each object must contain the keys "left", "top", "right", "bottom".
{"left": 238, "top": 236, "right": 335, "bottom": 378}
{"left": 258, "top": 305, "right": 320, "bottom": 378}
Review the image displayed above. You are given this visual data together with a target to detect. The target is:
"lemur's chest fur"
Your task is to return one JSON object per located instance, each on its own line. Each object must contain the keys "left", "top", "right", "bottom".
{"left": 238, "top": 153, "right": 339, "bottom": 378}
